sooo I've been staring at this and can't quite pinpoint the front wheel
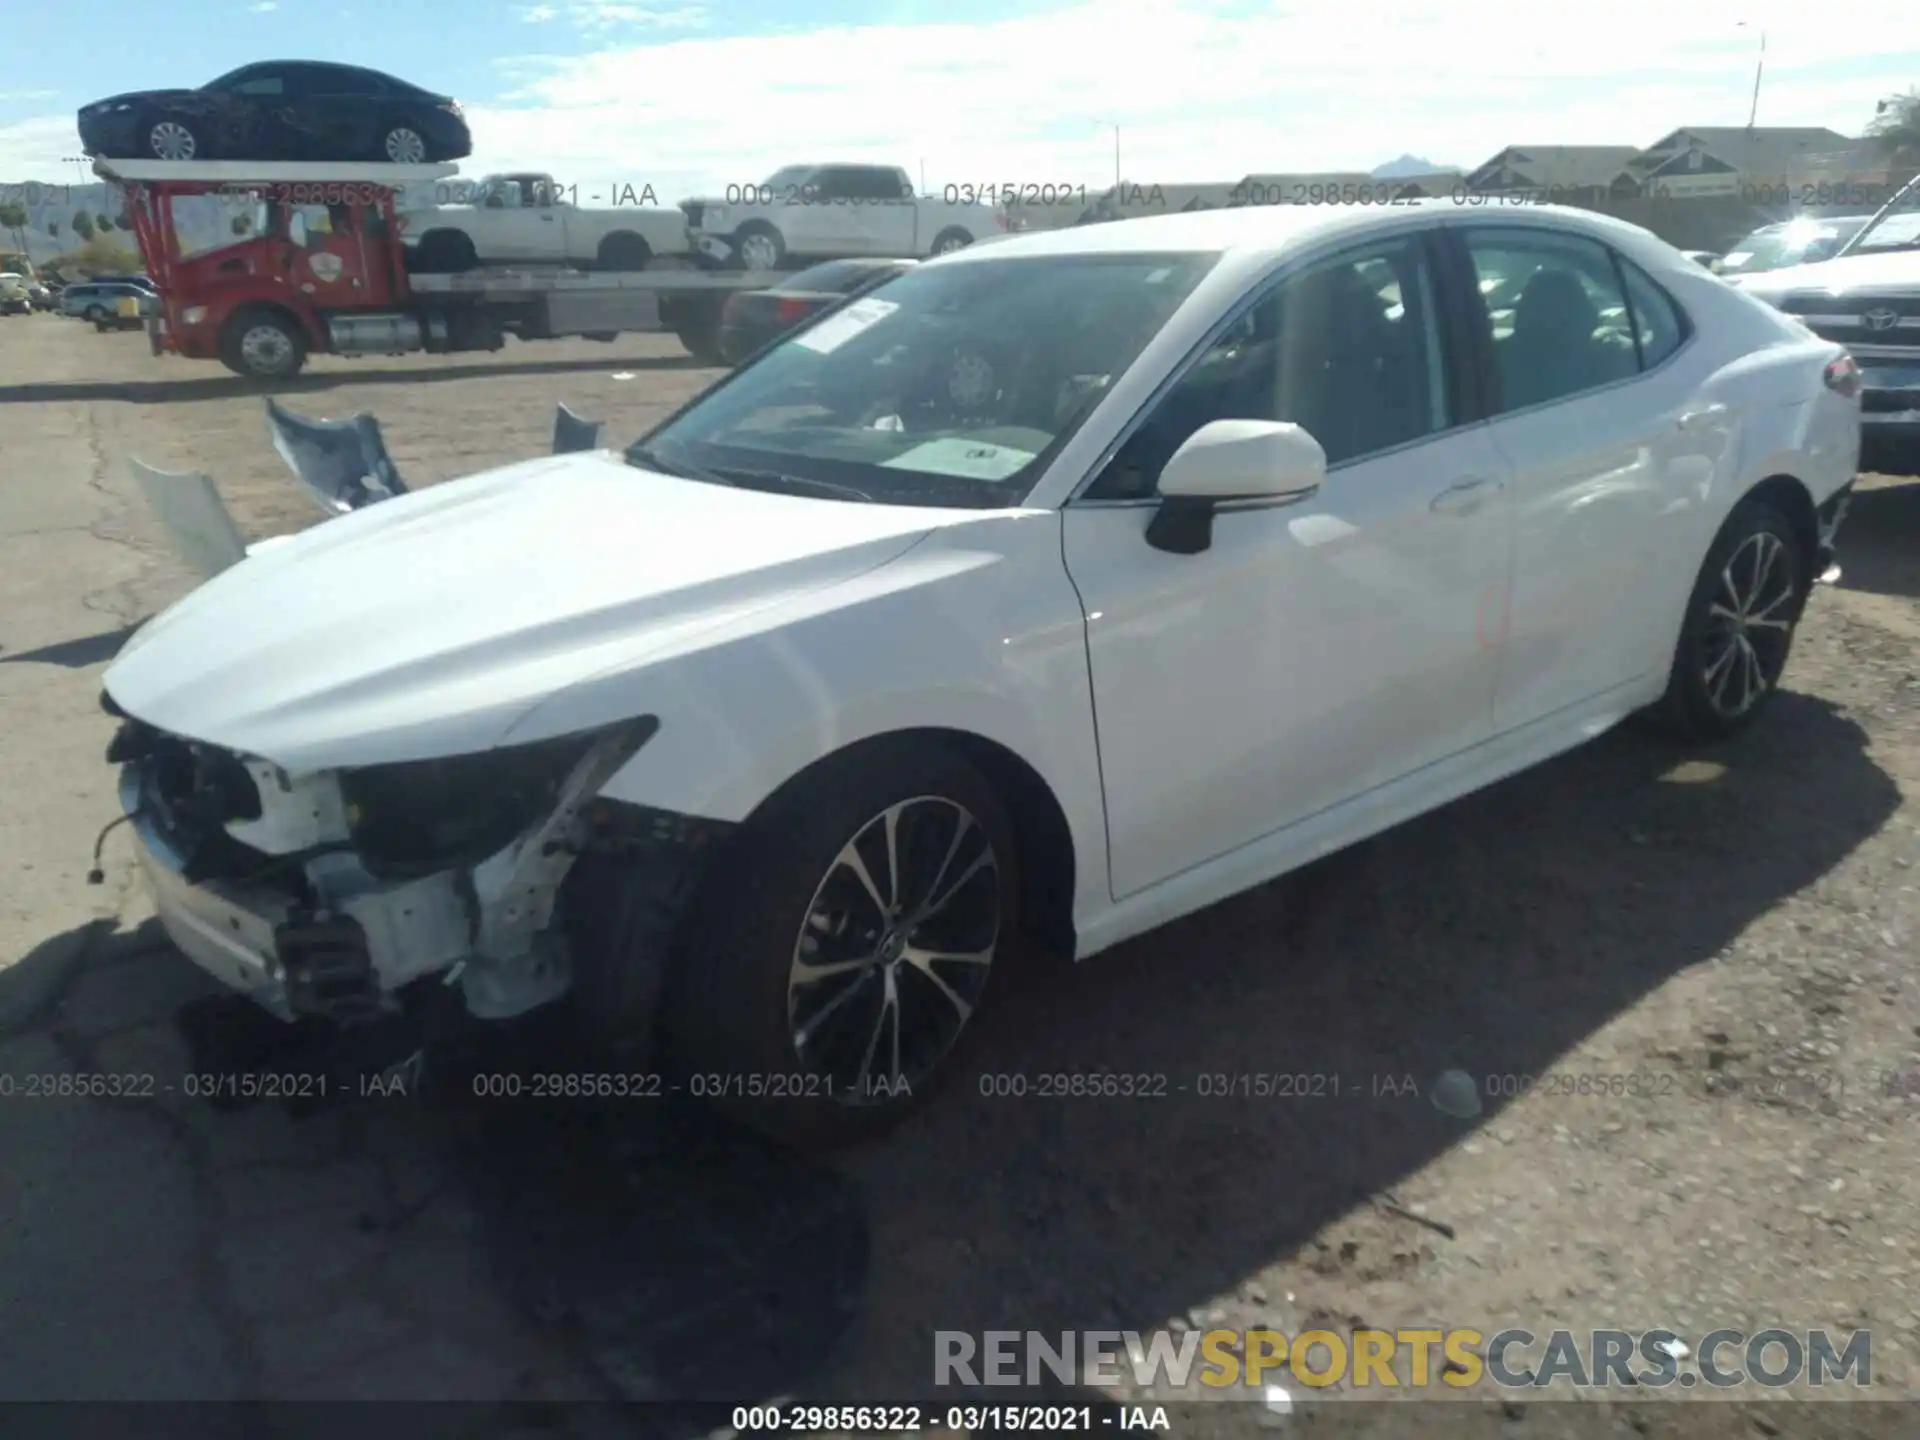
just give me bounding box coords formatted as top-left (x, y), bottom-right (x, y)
top-left (929, 227), bottom-right (974, 256)
top-left (378, 123), bottom-right (428, 164)
top-left (145, 116), bottom-right (199, 161)
top-left (662, 740), bottom-right (1017, 1148)
top-left (1652, 496), bottom-right (1808, 740)
top-left (733, 222), bottom-right (786, 272)
top-left (218, 307), bottom-right (308, 380)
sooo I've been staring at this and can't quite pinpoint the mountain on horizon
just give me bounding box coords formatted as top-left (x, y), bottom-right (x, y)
top-left (1371, 154), bottom-right (1451, 178)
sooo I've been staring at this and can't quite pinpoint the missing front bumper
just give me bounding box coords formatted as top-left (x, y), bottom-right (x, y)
top-left (118, 720), bottom-right (658, 1026)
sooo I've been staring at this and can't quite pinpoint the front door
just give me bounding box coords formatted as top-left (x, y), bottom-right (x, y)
top-left (1062, 231), bottom-right (1514, 898)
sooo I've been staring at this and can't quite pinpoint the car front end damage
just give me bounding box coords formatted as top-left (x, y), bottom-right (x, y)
top-left (106, 701), bottom-right (671, 1028)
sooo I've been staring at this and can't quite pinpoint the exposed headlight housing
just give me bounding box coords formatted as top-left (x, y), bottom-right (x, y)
top-left (339, 719), bottom-right (656, 880)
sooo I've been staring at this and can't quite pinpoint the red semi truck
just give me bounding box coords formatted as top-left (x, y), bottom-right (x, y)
top-left (101, 158), bottom-right (770, 378)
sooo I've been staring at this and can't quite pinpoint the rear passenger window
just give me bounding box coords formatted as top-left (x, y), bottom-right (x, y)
top-left (1463, 229), bottom-right (1640, 413)
top-left (1617, 258), bottom-right (1688, 369)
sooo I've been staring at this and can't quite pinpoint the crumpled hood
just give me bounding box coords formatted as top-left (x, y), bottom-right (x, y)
top-left (1734, 250), bottom-right (1920, 301)
top-left (104, 453), bottom-right (949, 771)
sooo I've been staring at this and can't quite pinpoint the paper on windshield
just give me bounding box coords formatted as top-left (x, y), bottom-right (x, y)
top-left (793, 297), bottom-right (899, 353)
top-left (1722, 252), bottom-right (1751, 266)
top-left (879, 438), bottom-right (1037, 481)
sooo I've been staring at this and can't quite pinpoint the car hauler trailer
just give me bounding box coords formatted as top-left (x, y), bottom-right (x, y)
top-left (99, 158), bottom-right (774, 377)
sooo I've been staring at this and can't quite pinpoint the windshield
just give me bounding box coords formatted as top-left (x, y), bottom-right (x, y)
top-left (1838, 179), bottom-right (1920, 256)
top-left (628, 251), bottom-right (1218, 508)
top-left (1721, 217), bottom-right (1868, 273)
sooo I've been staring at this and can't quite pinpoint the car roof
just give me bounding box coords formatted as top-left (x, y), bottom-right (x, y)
top-left (934, 198), bottom-right (1655, 265)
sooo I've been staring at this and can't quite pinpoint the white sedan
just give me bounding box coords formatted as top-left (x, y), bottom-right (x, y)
top-left (101, 200), bottom-right (1860, 1147)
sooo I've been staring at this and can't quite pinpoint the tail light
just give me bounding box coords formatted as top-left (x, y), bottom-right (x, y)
top-left (775, 297), bottom-right (811, 323)
top-left (1824, 352), bottom-right (1862, 398)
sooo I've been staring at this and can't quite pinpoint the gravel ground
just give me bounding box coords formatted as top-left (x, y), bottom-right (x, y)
top-left (1, 314), bottom-right (1917, 1438)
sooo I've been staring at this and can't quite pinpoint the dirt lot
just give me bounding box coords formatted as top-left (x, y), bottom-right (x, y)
top-left (2, 313), bottom-right (1919, 1437)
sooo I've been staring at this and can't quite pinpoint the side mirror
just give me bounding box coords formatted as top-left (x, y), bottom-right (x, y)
top-left (1146, 419), bottom-right (1326, 555)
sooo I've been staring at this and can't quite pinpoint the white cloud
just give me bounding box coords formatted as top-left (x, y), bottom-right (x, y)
top-left (249, 1), bottom-right (278, 10)
top-left (518, 1), bottom-right (706, 27)
top-left (3, 0), bottom-right (1917, 194)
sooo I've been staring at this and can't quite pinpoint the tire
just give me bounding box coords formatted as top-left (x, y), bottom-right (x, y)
top-left (376, 122), bottom-right (428, 165)
top-left (675, 325), bottom-right (725, 365)
top-left (414, 230), bottom-right (477, 274)
top-left (217, 306), bottom-right (307, 380)
top-left (661, 738), bottom-right (1018, 1149)
top-left (596, 232), bottom-right (652, 271)
top-left (144, 115), bottom-right (199, 161)
top-left (929, 227), bottom-right (974, 256)
top-left (1651, 496), bottom-right (1809, 741)
top-left (84, 305), bottom-right (107, 323)
top-left (733, 221), bottom-right (785, 272)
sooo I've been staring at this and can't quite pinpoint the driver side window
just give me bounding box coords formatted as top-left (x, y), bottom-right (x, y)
top-left (1084, 235), bottom-right (1448, 499)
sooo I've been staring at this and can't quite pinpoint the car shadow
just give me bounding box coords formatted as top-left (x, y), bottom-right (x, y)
top-left (0, 693), bottom-right (1893, 1412)
top-left (0, 353), bottom-right (711, 407)
top-left (824, 691), bottom-right (1898, 1399)
top-left (0, 623), bottom-right (142, 668)
top-left (1835, 479), bottom-right (1920, 601)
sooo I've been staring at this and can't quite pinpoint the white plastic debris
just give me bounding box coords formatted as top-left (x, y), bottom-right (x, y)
top-left (1655, 1338), bottom-right (1690, 1361)
top-left (1431, 1068), bottom-right (1484, 1119)
top-left (611, 372), bottom-right (637, 380)
top-left (1264, 1383), bottom-right (1293, 1416)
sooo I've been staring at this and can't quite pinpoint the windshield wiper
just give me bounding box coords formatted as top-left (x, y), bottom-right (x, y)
top-left (702, 466), bottom-right (877, 502)
top-left (627, 442), bottom-right (731, 485)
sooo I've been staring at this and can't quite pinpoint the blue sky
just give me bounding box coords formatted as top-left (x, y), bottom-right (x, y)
top-left (3, 0), bottom-right (1918, 195)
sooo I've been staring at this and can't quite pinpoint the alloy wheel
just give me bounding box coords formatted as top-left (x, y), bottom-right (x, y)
top-left (786, 796), bottom-right (1000, 1104)
top-left (1701, 530), bottom-right (1796, 720)
top-left (149, 122), bottom-right (196, 161)
top-left (384, 128), bottom-right (427, 164)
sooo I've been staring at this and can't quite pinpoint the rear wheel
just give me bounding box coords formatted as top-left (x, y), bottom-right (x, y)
top-left (596, 232), bottom-right (652, 271)
top-left (414, 230), bottom-right (477, 274)
top-left (733, 222), bottom-right (785, 272)
top-left (929, 227), bottom-right (974, 256)
top-left (1652, 496), bottom-right (1808, 740)
top-left (661, 739), bottom-right (1017, 1148)
top-left (218, 307), bottom-right (307, 380)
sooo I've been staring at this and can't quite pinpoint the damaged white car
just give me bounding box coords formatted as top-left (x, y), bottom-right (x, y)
top-left (103, 202), bottom-right (1857, 1147)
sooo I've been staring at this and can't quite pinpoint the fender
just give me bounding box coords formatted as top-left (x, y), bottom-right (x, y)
top-left (504, 519), bottom-right (1114, 934)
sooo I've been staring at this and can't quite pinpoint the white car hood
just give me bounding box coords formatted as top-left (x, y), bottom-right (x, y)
top-left (104, 453), bottom-right (949, 772)
top-left (1734, 249), bottom-right (1920, 300)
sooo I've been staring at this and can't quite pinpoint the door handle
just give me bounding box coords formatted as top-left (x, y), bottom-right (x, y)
top-left (1677, 403), bottom-right (1728, 431)
top-left (1430, 476), bottom-right (1505, 516)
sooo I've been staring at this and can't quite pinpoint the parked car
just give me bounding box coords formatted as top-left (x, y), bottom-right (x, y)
top-left (1717, 215), bottom-right (1870, 278)
top-left (0, 274), bottom-right (30, 314)
top-left (682, 164), bottom-right (1001, 270)
top-left (78, 61), bottom-right (469, 163)
top-left (99, 201), bottom-right (1857, 1149)
top-left (716, 257), bottom-right (917, 363)
top-left (88, 274), bottom-right (156, 292)
top-left (1678, 250), bottom-right (1722, 272)
top-left (60, 281), bottom-right (155, 322)
top-left (1731, 185), bottom-right (1920, 473)
top-left (401, 171), bottom-right (689, 273)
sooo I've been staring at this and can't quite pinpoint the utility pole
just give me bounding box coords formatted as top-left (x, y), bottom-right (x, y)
top-left (1738, 23), bottom-right (1766, 131)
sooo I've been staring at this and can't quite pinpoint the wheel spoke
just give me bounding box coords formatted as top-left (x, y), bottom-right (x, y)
top-left (793, 968), bottom-right (872, 1049)
top-left (854, 970), bottom-right (900, 1091)
top-left (834, 839), bottom-right (890, 924)
top-left (900, 947), bottom-right (977, 1022)
top-left (1707, 602), bottom-right (1743, 627)
top-left (1748, 535), bottom-right (1781, 609)
top-left (880, 804), bottom-right (903, 912)
top-left (1737, 634), bottom-right (1765, 712)
top-left (791, 955), bottom-right (876, 987)
top-left (913, 809), bottom-right (974, 916)
top-left (921, 849), bottom-right (991, 922)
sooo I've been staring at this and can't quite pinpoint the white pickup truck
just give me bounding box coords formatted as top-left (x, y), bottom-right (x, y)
top-left (680, 163), bottom-right (1002, 271)
top-left (400, 172), bottom-right (694, 273)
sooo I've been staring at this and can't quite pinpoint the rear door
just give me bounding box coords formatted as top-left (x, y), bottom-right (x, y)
top-left (1447, 223), bottom-right (1728, 734)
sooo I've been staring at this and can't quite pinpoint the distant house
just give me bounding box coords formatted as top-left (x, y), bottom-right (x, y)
top-left (1462, 146), bottom-right (1642, 202)
top-left (1618, 127), bottom-right (1877, 197)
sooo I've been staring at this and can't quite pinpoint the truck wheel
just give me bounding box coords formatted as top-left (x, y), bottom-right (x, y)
top-left (218, 307), bottom-right (307, 380)
top-left (734, 222), bottom-right (785, 272)
top-left (415, 230), bottom-right (477, 274)
top-left (377, 123), bottom-right (428, 164)
top-left (930, 227), bottom-right (974, 255)
top-left (675, 323), bottom-right (726, 366)
top-left (596, 232), bottom-right (652, 272)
